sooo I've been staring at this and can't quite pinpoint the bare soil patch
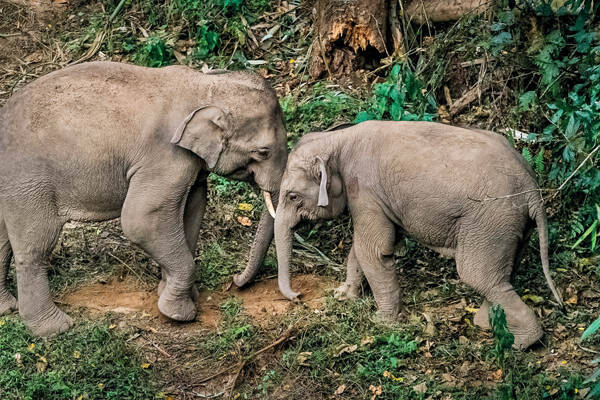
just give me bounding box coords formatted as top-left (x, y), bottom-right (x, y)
top-left (61, 274), bottom-right (336, 329)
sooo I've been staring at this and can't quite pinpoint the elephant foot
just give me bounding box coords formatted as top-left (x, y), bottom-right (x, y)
top-left (473, 300), bottom-right (491, 330)
top-left (372, 309), bottom-right (400, 325)
top-left (158, 287), bottom-right (196, 322)
top-left (333, 282), bottom-right (360, 301)
top-left (24, 305), bottom-right (74, 337)
top-left (0, 292), bottom-right (17, 315)
top-left (511, 325), bottom-right (543, 350)
top-left (158, 279), bottom-right (199, 302)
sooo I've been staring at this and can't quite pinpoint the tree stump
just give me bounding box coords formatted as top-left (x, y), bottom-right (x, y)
top-left (309, 0), bottom-right (393, 79)
top-left (309, 0), bottom-right (493, 79)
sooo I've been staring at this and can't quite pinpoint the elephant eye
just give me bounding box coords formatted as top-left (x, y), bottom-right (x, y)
top-left (288, 192), bottom-right (299, 201)
top-left (253, 147), bottom-right (271, 160)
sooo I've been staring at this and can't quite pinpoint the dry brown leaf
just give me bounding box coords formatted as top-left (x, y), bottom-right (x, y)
top-left (489, 369), bottom-right (503, 382)
top-left (36, 361), bottom-right (47, 373)
top-left (369, 385), bottom-right (382, 400)
top-left (334, 384), bottom-right (346, 395)
top-left (361, 336), bottom-right (374, 346)
top-left (237, 216), bottom-right (252, 226)
top-left (565, 295), bottom-right (578, 305)
top-left (335, 344), bottom-right (358, 357)
top-left (413, 382), bottom-right (427, 394)
top-left (297, 351), bottom-right (312, 366)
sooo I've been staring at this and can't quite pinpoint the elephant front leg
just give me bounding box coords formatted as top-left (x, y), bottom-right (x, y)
top-left (334, 243), bottom-right (364, 300)
top-left (158, 180), bottom-right (207, 302)
top-left (122, 172), bottom-right (198, 322)
top-left (353, 212), bottom-right (400, 321)
top-left (473, 299), bottom-right (491, 330)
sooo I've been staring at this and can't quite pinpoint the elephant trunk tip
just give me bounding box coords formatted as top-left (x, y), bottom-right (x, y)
top-left (280, 287), bottom-right (301, 301)
top-left (232, 274), bottom-right (247, 288)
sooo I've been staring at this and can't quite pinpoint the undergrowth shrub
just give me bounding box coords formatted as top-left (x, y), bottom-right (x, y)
top-left (0, 317), bottom-right (155, 400)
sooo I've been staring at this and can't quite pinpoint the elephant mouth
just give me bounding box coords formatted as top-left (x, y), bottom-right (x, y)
top-left (225, 167), bottom-right (250, 181)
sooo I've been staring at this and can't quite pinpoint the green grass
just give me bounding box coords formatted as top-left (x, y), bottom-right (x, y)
top-left (198, 297), bottom-right (257, 359)
top-left (0, 316), bottom-right (155, 400)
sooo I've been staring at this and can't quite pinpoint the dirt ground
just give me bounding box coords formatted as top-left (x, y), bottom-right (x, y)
top-left (60, 274), bottom-right (334, 329)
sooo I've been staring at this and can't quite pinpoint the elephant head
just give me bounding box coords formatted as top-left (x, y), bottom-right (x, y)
top-left (170, 72), bottom-right (287, 215)
top-left (274, 134), bottom-right (347, 299)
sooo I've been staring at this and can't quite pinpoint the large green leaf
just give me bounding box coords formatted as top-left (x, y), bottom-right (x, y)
top-left (582, 316), bottom-right (600, 341)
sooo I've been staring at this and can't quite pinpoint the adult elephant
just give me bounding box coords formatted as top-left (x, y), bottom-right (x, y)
top-left (0, 61), bottom-right (287, 336)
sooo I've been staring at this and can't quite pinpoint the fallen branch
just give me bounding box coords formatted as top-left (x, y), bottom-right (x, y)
top-left (150, 340), bottom-right (172, 359)
top-left (196, 328), bottom-right (294, 390)
top-left (107, 252), bottom-right (144, 283)
top-left (449, 80), bottom-right (491, 117)
top-left (227, 328), bottom-right (295, 399)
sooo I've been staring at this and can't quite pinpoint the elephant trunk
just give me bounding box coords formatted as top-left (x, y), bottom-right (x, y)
top-left (233, 191), bottom-right (278, 287)
top-left (274, 205), bottom-right (301, 300)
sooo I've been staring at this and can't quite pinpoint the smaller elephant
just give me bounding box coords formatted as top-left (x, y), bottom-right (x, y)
top-left (274, 121), bottom-right (563, 350)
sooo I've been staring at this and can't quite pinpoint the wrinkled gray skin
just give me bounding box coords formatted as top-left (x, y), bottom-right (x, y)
top-left (274, 121), bottom-right (563, 350)
top-left (232, 123), bottom-right (356, 287)
top-left (0, 61), bottom-right (287, 337)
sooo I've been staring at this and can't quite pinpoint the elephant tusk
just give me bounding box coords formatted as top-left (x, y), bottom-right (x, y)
top-left (263, 191), bottom-right (277, 219)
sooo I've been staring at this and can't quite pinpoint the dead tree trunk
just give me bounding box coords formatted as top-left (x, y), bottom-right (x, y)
top-left (309, 0), bottom-right (492, 79)
top-left (309, 0), bottom-right (393, 79)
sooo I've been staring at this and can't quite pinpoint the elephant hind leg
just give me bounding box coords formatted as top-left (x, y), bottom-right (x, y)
top-left (456, 231), bottom-right (542, 350)
top-left (473, 225), bottom-right (534, 332)
top-left (4, 205), bottom-right (72, 337)
top-left (0, 214), bottom-right (17, 315)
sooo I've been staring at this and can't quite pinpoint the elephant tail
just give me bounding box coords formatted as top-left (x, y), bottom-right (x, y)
top-left (531, 198), bottom-right (564, 308)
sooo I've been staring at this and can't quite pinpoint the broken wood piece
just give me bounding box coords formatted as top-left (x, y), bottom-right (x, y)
top-left (404, 0), bottom-right (493, 24)
top-left (449, 81), bottom-right (491, 117)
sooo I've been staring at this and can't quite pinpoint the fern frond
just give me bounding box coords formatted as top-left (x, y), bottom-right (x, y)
top-left (535, 147), bottom-right (545, 174)
top-left (522, 147), bottom-right (533, 165)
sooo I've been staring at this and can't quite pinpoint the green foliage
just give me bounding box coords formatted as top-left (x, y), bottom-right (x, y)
top-left (201, 298), bottom-right (255, 356)
top-left (482, 0), bottom-right (600, 256)
top-left (571, 205), bottom-right (599, 251)
top-left (256, 369), bottom-right (280, 396)
top-left (0, 317), bottom-right (155, 399)
top-left (582, 316), bottom-right (600, 398)
top-left (280, 83), bottom-right (365, 143)
top-left (489, 10), bottom-right (516, 55)
top-left (489, 305), bottom-right (514, 369)
top-left (130, 34), bottom-right (174, 67)
top-left (355, 63), bottom-right (437, 123)
top-left (197, 241), bottom-right (240, 290)
top-left (208, 173), bottom-right (252, 199)
top-left (194, 25), bottom-right (219, 59)
top-left (356, 333), bottom-right (418, 379)
top-left (522, 147), bottom-right (533, 165)
top-left (168, 0), bottom-right (271, 64)
top-left (534, 147), bottom-right (545, 174)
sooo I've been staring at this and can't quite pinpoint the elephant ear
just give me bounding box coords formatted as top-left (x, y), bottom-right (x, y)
top-left (312, 156), bottom-right (329, 207)
top-left (170, 106), bottom-right (229, 169)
